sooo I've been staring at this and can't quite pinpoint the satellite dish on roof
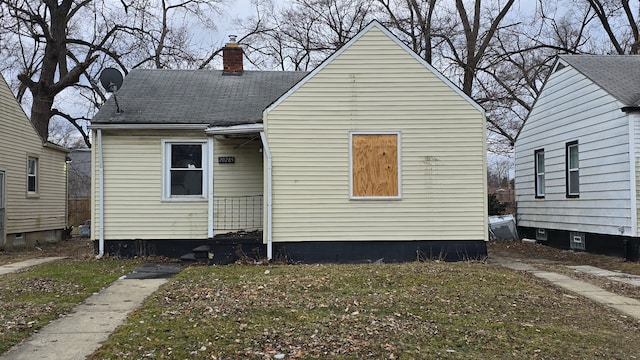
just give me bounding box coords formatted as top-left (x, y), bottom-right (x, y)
top-left (99, 68), bottom-right (123, 113)
top-left (99, 68), bottom-right (123, 92)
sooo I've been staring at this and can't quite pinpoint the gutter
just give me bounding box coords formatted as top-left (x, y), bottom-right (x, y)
top-left (89, 123), bottom-right (209, 130)
top-left (206, 123), bottom-right (264, 135)
top-left (207, 137), bottom-right (215, 239)
top-left (96, 129), bottom-right (105, 258)
top-left (43, 142), bottom-right (71, 153)
top-left (623, 107), bottom-right (639, 238)
top-left (628, 111), bottom-right (638, 238)
top-left (259, 131), bottom-right (273, 260)
top-left (622, 106), bottom-right (640, 114)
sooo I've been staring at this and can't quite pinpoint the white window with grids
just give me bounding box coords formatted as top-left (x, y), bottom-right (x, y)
top-left (27, 156), bottom-right (38, 195)
top-left (566, 141), bottom-right (579, 197)
top-left (534, 149), bottom-right (545, 198)
top-left (162, 141), bottom-right (208, 200)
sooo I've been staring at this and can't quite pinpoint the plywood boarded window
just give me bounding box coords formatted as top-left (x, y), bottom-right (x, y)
top-left (350, 132), bottom-right (400, 198)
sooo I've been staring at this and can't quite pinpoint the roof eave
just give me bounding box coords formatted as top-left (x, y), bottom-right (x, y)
top-left (205, 123), bottom-right (264, 135)
top-left (89, 123), bottom-right (210, 130)
top-left (43, 142), bottom-right (70, 153)
top-left (622, 106), bottom-right (640, 113)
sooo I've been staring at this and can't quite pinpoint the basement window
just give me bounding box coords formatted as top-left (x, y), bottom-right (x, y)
top-left (350, 132), bottom-right (401, 199)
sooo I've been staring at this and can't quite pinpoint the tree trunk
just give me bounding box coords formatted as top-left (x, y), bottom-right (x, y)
top-left (30, 90), bottom-right (55, 142)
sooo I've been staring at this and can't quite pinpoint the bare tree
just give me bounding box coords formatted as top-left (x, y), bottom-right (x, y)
top-left (377, 0), bottom-right (442, 64)
top-left (378, 0), bottom-right (518, 152)
top-left (241, 0), bottom-right (377, 71)
top-left (587, 0), bottom-right (639, 54)
top-left (477, 0), bottom-right (612, 152)
top-left (0, 0), bottom-right (104, 145)
top-left (48, 119), bottom-right (86, 150)
top-left (0, 0), bottom-right (238, 148)
top-left (488, 155), bottom-right (512, 188)
top-left (443, 0), bottom-right (516, 96)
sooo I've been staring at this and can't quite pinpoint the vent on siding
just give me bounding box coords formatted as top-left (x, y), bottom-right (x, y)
top-left (536, 228), bottom-right (547, 241)
top-left (570, 232), bottom-right (585, 251)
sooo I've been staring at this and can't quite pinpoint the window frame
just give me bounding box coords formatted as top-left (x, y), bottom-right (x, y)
top-left (566, 140), bottom-right (579, 198)
top-left (162, 140), bottom-right (208, 201)
top-left (534, 149), bottom-right (545, 198)
top-left (26, 156), bottom-right (38, 196)
top-left (349, 131), bottom-right (402, 200)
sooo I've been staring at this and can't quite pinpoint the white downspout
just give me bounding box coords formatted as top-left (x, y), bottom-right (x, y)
top-left (628, 113), bottom-right (638, 237)
top-left (259, 131), bottom-right (273, 260)
top-left (207, 137), bottom-right (215, 238)
top-left (97, 129), bottom-right (105, 258)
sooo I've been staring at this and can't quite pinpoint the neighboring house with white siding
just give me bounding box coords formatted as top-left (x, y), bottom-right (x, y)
top-left (515, 55), bottom-right (640, 261)
top-left (0, 73), bottom-right (69, 250)
top-left (90, 21), bottom-right (487, 263)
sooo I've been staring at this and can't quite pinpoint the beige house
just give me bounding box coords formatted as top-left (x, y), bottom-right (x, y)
top-left (91, 21), bottom-right (487, 263)
top-left (0, 74), bottom-right (69, 249)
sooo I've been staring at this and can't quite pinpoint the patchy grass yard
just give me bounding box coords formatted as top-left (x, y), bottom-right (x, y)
top-left (489, 241), bottom-right (640, 301)
top-left (0, 258), bottom-right (141, 353)
top-left (0, 238), bottom-right (95, 266)
top-left (90, 262), bottom-right (640, 359)
top-left (488, 240), bottom-right (640, 275)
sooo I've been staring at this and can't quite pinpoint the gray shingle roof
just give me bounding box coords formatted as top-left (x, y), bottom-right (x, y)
top-left (91, 69), bottom-right (309, 126)
top-left (560, 55), bottom-right (640, 106)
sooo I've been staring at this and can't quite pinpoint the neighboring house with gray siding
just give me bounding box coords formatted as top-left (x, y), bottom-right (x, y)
top-left (0, 73), bottom-right (68, 249)
top-left (90, 21), bottom-right (487, 263)
top-left (515, 55), bottom-right (640, 261)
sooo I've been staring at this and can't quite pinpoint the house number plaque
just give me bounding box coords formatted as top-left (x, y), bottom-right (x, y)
top-left (218, 156), bottom-right (235, 164)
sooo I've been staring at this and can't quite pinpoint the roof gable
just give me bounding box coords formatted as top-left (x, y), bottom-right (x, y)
top-left (0, 73), bottom-right (46, 146)
top-left (267, 20), bottom-right (483, 113)
top-left (558, 55), bottom-right (640, 106)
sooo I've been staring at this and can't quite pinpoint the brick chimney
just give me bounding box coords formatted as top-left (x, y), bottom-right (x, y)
top-left (223, 35), bottom-right (243, 75)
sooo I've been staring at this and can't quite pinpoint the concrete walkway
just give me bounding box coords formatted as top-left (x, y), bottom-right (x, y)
top-left (491, 256), bottom-right (640, 320)
top-left (0, 257), bottom-right (67, 275)
top-left (0, 259), bottom-right (181, 360)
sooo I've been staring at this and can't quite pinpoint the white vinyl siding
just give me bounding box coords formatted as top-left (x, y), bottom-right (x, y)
top-left (515, 63), bottom-right (632, 236)
top-left (633, 113), bottom-right (640, 235)
top-left (91, 131), bottom-right (263, 240)
top-left (93, 132), bottom-right (206, 240)
top-left (264, 26), bottom-right (487, 243)
top-left (0, 74), bottom-right (66, 237)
